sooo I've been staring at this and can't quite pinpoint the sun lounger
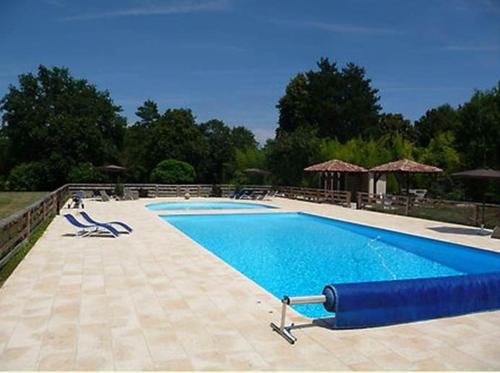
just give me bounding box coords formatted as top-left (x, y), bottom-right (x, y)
top-left (63, 214), bottom-right (120, 237)
top-left (99, 190), bottom-right (110, 202)
top-left (263, 190), bottom-right (278, 201)
top-left (79, 211), bottom-right (133, 233)
top-left (492, 226), bottom-right (500, 239)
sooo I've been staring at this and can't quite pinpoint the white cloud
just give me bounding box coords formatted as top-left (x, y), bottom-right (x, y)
top-left (267, 18), bottom-right (400, 36)
top-left (63, 0), bottom-right (231, 21)
top-left (443, 45), bottom-right (500, 52)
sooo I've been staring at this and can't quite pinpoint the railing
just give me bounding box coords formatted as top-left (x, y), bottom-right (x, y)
top-left (68, 183), bottom-right (272, 197)
top-left (278, 186), bottom-right (351, 207)
top-left (0, 185), bottom-right (70, 268)
top-left (357, 192), bottom-right (500, 228)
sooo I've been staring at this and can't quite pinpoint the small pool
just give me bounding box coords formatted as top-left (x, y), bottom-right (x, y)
top-left (161, 212), bottom-right (500, 318)
top-left (146, 201), bottom-right (275, 211)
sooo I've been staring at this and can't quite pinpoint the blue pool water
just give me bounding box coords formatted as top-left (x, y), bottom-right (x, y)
top-left (161, 212), bottom-right (500, 318)
top-left (146, 201), bottom-right (275, 211)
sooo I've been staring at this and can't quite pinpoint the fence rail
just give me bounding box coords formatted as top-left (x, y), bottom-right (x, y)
top-left (357, 192), bottom-right (500, 228)
top-left (0, 185), bottom-right (70, 268)
top-left (278, 186), bottom-right (351, 207)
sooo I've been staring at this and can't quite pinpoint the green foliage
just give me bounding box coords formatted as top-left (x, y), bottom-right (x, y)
top-left (266, 126), bottom-right (321, 186)
top-left (7, 162), bottom-right (47, 191)
top-left (150, 159), bottom-right (196, 184)
top-left (0, 65), bottom-right (126, 189)
top-left (67, 162), bottom-right (103, 183)
top-left (414, 105), bottom-right (459, 146)
top-left (455, 83), bottom-right (500, 169)
top-left (114, 183), bottom-right (124, 197)
top-left (277, 58), bottom-right (381, 141)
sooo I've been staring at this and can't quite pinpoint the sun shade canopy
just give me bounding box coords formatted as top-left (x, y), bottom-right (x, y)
top-left (304, 159), bottom-right (367, 173)
top-left (242, 168), bottom-right (272, 176)
top-left (369, 159), bottom-right (443, 173)
top-left (452, 168), bottom-right (500, 180)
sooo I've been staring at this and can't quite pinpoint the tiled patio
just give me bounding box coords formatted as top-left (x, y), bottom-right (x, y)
top-left (0, 197), bottom-right (499, 370)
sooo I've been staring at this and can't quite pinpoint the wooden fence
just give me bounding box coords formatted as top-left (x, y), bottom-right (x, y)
top-left (278, 186), bottom-right (351, 207)
top-left (0, 185), bottom-right (70, 268)
top-left (357, 192), bottom-right (500, 228)
top-left (68, 183), bottom-right (272, 197)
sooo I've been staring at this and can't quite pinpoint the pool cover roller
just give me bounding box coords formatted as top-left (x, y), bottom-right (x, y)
top-left (322, 272), bottom-right (500, 328)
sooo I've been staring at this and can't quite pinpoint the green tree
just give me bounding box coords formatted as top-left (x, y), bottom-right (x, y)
top-left (0, 65), bottom-right (126, 189)
top-left (266, 126), bottom-right (320, 186)
top-left (231, 126), bottom-right (258, 150)
top-left (200, 119), bottom-right (233, 183)
top-left (414, 104), bottom-right (459, 146)
top-left (277, 58), bottom-right (381, 141)
top-left (371, 113), bottom-right (416, 141)
top-left (456, 83), bottom-right (500, 169)
top-left (7, 162), bottom-right (48, 191)
top-left (145, 109), bottom-right (208, 173)
top-left (67, 162), bottom-right (103, 183)
top-left (150, 159), bottom-right (196, 183)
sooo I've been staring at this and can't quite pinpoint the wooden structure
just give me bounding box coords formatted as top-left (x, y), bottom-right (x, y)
top-left (278, 186), bottom-right (351, 207)
top-left (0, 185), bottom-right (70, 268)
top-left (304, 159), bottom-right (367, 190)
top-left (369, 159), bottom-right (443, 194)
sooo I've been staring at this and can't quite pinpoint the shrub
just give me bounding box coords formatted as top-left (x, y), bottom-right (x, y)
top-left (150, 159), bottom-right (196, 184)
top-left (7, 162), bottom-right (47, 191)
top-left (67, 162), bottom-right (103, 183)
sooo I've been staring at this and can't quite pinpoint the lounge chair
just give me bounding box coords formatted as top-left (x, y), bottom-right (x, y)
top-left (79, 211), bottom-right (133, 233)
top-left (99, 190), bottom-right (110, 202)
top-left (492, 226), bottom-right (500, 239)
top-left (263, 190), bottom-right (278, 201)
top-left (63, 214), bottom-right (120, 237)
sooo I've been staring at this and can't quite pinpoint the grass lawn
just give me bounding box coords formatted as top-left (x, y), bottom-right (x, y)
top-left (0, 192), bottom-right (48, 219)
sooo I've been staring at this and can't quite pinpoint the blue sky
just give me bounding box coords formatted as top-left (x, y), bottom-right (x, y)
top-left (1, 0), bottom-right (499, 143)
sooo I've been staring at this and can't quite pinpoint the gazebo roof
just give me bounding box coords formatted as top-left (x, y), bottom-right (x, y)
top-left (370, 159), bottom-right (443, 173)
top-left (304, 159), bottom-right (367, 173)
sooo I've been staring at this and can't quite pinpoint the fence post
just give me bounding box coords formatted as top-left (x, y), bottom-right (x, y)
top-left (26, 210), bottom-right (31, 239)
top-left (357, 193), bottom-right (362, 209)
top-left (405, 196), bottom-right (410, 216)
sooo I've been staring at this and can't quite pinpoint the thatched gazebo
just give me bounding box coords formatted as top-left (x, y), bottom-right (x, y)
top-left (369, 159), bottom-right (443, 194)
top-left (304, 159), bottom-right (367, 190)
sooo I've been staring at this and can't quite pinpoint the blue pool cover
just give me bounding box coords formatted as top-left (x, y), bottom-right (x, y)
top-left (323, 272), bottom-right (500, 328)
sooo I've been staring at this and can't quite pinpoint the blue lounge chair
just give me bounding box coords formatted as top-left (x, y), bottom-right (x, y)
top-left (79, 212), bottom-right (133, 233)
top-left (63, 214), bottom-right (120, 237)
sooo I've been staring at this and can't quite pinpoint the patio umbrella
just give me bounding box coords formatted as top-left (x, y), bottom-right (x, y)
top-left (452, 168), bottom-right (500, 229)
top-left (242, 168), bottom-right (272, 176)
top-left (97, 164), bottom-right (127, 183)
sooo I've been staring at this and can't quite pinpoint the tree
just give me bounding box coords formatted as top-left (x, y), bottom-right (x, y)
top-left (7, 162), bottom-right (48, 191)
top-left (68, 162), bottom-right (104, 183)
top-left (231, 126), bottom-right (258, 150)
top-left (200, 119), bottom-right (233, 183)
top-left (145, 108), bottom-right (208, 173)
top-left (150, 159), bottom-right (196, 183)
top-left (371, 113), bottom-right (416, 141)
top-left (414, 104), bottom-right (459, 146)
top-left (455, 83), bottom-right (500, 169)
top-left (135, 99), bottom-right (160, 127)
top-left (266, 126), bottom-right (320, 186)
top-left (0, 65), bottom-right (126, 189)
top-left (276, 58), bottom-right (381, 141)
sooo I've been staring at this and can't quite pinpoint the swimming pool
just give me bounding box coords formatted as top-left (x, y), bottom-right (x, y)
top-left (162, 212), bottom-right (500, 318)
top-left (146, 201), bottom-right (275, 211)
